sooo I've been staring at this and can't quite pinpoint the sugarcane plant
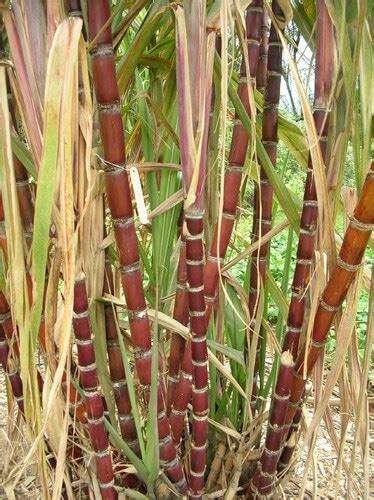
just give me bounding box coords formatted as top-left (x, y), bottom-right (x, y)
top-left (0, 0), bottom-right (373, 499)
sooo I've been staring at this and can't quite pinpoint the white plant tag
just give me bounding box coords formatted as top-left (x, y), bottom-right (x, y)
top-left (129, 166), bottom-right (148, 225)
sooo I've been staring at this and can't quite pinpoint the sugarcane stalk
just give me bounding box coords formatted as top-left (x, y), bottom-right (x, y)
top-left (167, 31), bottom-right (221, 438)
top-left (27, 274), bottom-right (87, 420)
top-left (248, 0), bottom-right (285, 413)
top-left (67, 0), bottom-right (82, 16)
top-left (173, 1), bottom-right (217, 494)
top-left (204, 1), bottom-right (263, 317)
top-left (282, 0), bottom-right (335, 359)
top-left (103, 253), bottom-right (139, 455)
top-left (168, 0), bottom-right (263, 458)
top-left (184, 214), bottom-right (208, 497)
top-left (73, 278), bottom-right (117, 499)
top-left (168, 229), bottom-right (199, 446)
top-left (169, 338), bottom-right (193, 444)
top-left (273, 3), bottom-right (336, 470)
top-left (279, 160), bottom-right (374, 470)
top-left (256, 10), bottom-right (270, 94)
top-left (247, 351), bottom-right (294, 496)
top-left (87, 2), bottom-right (187, 493)
top-left (277, 402), bottom-right (302, 472)
top-left (68, 0), bottom-right (140, 461)
top-left (166, 235), bottom-right (189, 415)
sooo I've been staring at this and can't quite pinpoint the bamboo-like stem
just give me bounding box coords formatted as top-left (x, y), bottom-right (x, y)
top-left (247, 351), bottom-right (294, 496)
top-left (67, 0), bottom-right (82, 16)
top-left (169, 338), bottom-right (192, 444)
top-left (69, 0), bottom-right (140, 464)
top-left (166, 236), bottom-right (189, 415)
top-left (185, 209), bottom-right (208, 497)
top-left (248, 0), bottom-right (285, 413)
top-left (87, 2), bottom-right (187, 493)
top-left (277, 402), bottom-right (302, 472)
top-left (73, 278), bottom-right (117, 499)
top-left (168, 31), bottom-right (220, 438)
top-left (256, 10), bottom-right (270, 94)
top-left (174, 1), bottom-right (216, 493)
top-left (282, 0), bottom-right (335, 359)
top-left (279, 160), bottom-right (374, 470)
top-left (273, 3), bottom-right (336, 470)
top-left (204, 1), bottom-right (263, 317)
top-left (169, 0), bottom-right (263, 460)
top-left (103, 253), bottom-right (139, 455)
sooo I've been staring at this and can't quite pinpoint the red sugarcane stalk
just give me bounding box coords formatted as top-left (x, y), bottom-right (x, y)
top-left (87, 2), bottom-right (187, 493)
top-left (73, 278), bottom-right (117, 499)
top-left (169, 0), bottom-right (264, 452)
top-left (172, 2), bottom-right (218, 494)
top-left (103, 253), bottom-right (139, 456)
top-left (68, 0), bottom-right (140, 461)
top-left (169, 340), bottom-right (193, 444)
top-left (204, 1), bottom-right (263, 316)
top-left (277, 401), bottom-right (302, 472)
top-left (67, 0), bottom-right (82, 16)
top-left (248, 0), bottom-right (285, 413)
top-left (23, 268), bottom-right (87, 421)
top-left (168, 34), bottom-right (221, 439)
top-left (184, 211), bottom-right (209, 498)
top-left (166, 235), bottom-right (189, 415)
top-left (273, 3), bottom-right (336, 470)
top-left (256, 10), bottom-right (270, 94)
top-left (279, 160), bottom-right (374, 470)
top-left (173, 1), bottom-right (216, 494)
top-left (282, 0), bottom-right (335, 359)
top-left (247, 351), bottom-right (294, 497)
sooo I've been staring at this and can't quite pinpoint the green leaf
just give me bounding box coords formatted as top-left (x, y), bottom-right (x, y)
top-left (11, 135), bottom-right (37, 179)
top-left (117, 0), bottom-right (169, 95)
top-left (30, 19), bottom-right (82, 347)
